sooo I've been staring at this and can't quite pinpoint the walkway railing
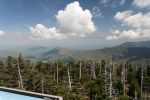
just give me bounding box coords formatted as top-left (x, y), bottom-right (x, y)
top-left (0, 86), bottom-right (63, 100)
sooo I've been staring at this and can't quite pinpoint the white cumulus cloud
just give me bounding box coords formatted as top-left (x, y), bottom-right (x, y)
top-left (114, 10), bottom-right (133, 21)
top-left (30, 1), bottom-right (96, 40)
top-left (133, 0), bottom-right (150, 8)
top-left (107, 11), bottom-right (150, 40)
top-left (122, 12), bottom-right (150, 29)
top-left (56, 1), bottom-right (96, 36)
top-left (106, 29), bottom-right (142, 40)
top-left (29, 24), bottom-right (66, 40)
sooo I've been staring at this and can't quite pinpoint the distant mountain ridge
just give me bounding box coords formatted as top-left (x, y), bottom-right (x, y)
top-left (117, 40), bottom-right (150, 48)
top-left (1, 40), bottom-right (150, 61)
top-left (34, 40), bottom-right (150, 60)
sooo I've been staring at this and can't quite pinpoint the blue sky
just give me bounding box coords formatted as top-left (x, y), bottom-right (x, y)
top-left (0, 0), bottom-right (150, 50)
top-left (0, 91), bottom-right (44, 100)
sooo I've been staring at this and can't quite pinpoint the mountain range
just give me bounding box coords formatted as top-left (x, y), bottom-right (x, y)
top-left (1, 40), bottom-right (150, 61)
top-left (117, 40), bottom-right (150, 48)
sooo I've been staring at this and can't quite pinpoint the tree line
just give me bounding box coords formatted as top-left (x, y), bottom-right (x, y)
top-left (0, 54), bottom-right (150, 100)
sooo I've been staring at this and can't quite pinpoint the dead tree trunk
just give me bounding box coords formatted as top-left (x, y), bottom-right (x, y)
top-left (32, 62), bottom-right (36, 72)
top-left (4, 61), bottom-right (8, 69)
top-left (79, 62), bottom-right (82, 79)
top-left (17, 59), bottom-right (24, 90)
top-left (121, 62), bottom-right (126, 95)
top-left (109, 61), bottom-right (112, 99)
top-left (68, 65), bottom-right (72, 91)
top-left (91, 61), bottom-right (96, 79)
top-left (135, 90), bottom-right (137, 100)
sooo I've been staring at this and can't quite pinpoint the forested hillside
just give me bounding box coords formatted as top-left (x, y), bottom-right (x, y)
top-left (0, 54), bottom-right (150, 100)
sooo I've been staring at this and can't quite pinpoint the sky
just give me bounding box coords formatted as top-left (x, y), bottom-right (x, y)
top-left (0, 91), bottom-right (44, 100)
top-left (0, 0), bottom-right (150, 50)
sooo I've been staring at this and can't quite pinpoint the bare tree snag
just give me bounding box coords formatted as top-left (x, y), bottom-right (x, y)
top-left (79, 62), bottom-right (82, 80)
top-left (91, 60), bottom-right (96, 79)
top-left (68, 65), bottom-right (72, 91)
top-left (121, 61), bottom-right (126, 95)
top-left (17, 59), bottom-right (24, 90)
top-left (109, 60), bottom-right (113, 99)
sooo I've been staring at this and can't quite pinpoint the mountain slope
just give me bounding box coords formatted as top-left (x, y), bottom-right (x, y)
top-left (40, 47), bottom-right (77, 60)
top-left (24, 40), bottom-right (150, 61)
top-left (32, 47), bottom-right (150, 61)
top-left (123, 47), bottom-right (150, 59)
top-left (1, 40), bottom-right (150, 61)
top-left (117, 40), bottom-right (150, 48)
